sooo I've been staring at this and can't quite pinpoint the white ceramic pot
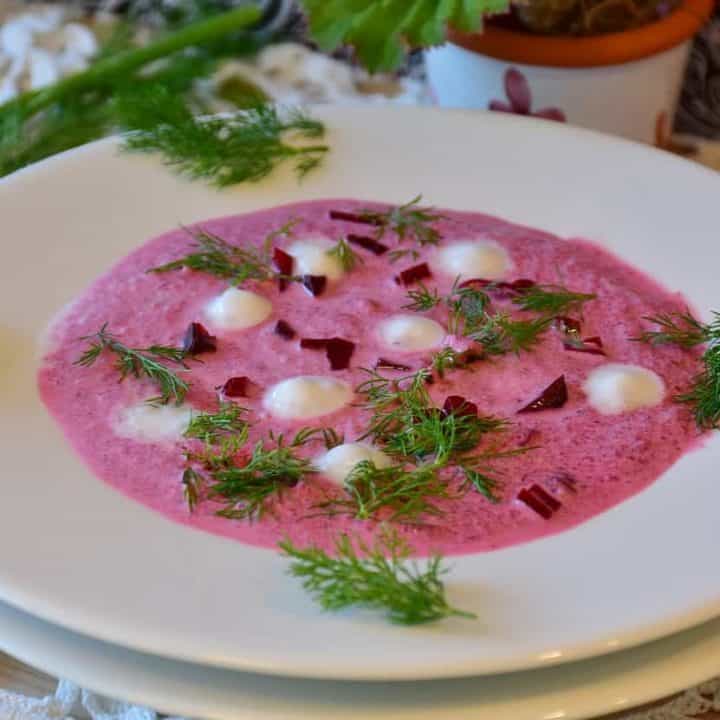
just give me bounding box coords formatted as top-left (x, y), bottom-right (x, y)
top-left (425, 0), bottom-right (713, 146)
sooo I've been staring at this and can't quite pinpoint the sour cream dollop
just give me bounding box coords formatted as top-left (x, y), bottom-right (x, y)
top-left (315, 443), bottom-right (391, 485)
top-left (583, 363), bottom-right (665, 415)
top-left (115, 403), bottom-right (193, 442)
top-left (286, 238), bottom-right (344, 281)
top-left (435, 240), bottom-right (511, 280)
top-left (263, 376), bottom-right (352, 419)
top-left (206, 288), bottom-right (272, 330)
top-left (378, 314), bottom-right (445, 351)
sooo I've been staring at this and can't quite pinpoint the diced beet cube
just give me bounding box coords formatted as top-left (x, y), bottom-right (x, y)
top-left (394, 262), bottom-right (432, 286)
top-left (274, 320), bottom-right (296, 340)
top-left (302, 274), bottom-right (327, 296)
top-left (182, 322), bottom-right (217, 355)
top-left (518, 376), bottom-right (568, 413)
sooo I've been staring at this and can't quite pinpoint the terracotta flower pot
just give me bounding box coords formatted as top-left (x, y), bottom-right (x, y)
top-left (425, 0), bottom-right (713, 144)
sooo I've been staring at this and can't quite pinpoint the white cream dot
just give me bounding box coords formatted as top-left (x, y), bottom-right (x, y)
top-left (206, 287), bottom-right (272, 330)
top-left (114, 403), bottom-right (193, 442)
top-left (286, 238), bottom-right (344, 281)
top-left (435, 240), bottom-right (511, 280)
top-left (263, 376), bottom-right (352, 420)
top-left (378, 314), bottom-right (445, 352)
top-left (315, 443), bottom-right (391, 485)
top-left (583, 363), bottom-right (665, 415)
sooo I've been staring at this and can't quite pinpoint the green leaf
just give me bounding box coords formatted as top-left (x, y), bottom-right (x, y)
top-left (299, 0), bottom-right (509, 72)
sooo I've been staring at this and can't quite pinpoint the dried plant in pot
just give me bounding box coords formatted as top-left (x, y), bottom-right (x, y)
top-left (427, 0), bottom-right (714, 145)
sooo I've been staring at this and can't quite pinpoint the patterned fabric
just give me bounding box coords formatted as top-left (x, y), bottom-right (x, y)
top-left (675, 4), bottom-right (720, 137)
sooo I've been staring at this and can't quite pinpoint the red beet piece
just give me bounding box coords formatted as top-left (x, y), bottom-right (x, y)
top-left (530, 484), bottom-right (562, 512)
top-left (347, 234), bottom-right (389, 255)
top-left (442, 395), bottom-right (479, 418)
top-left (182, 322), bottom-right (217, 355)
top-left (394, 262), bottom-right (432, 286)
top-left (517, 488), bottom-right (553, 519)
top-left (300, 338), bottom-right (329, 350)
top-left (300, 337), bottom-right (355, 370)
top-left (510, 278), bottom-right (537, 292)
top-left (375, 357), bottom-right (411, 371)
top-left (302, 274), bottom-right (327, 296)
top-left (518, 375), bottom-right (568, 413)
top-left (556, 316), bottom-right (582, 335)
top-left (273, 247), bottom-right (294, 292)
top-left (564, 335), bottom-right (606, 356)
top-left (221, 376), bottom-right (250, 397)
top-left (274, 320), bottom-right (296, 340)
top-left (329, 210), bottom-right (383, 226)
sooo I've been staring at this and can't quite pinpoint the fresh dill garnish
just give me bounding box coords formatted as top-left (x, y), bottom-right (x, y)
top-left (150, 226), bottom-right (275, 284)
top-left (317, 460), bottom-right (454, 521)
top-left (182, 467), bottom-right (205, 512)
top-left (677, 344), bottom-right (720, 430)
top-left (457, 446), bottom-right (535, 503)
top-left (208, 429), bottom-right (316, 520)
top-left (74, 323), bottom-right (190, 405)
top-left (321, 427), bottom-right (345, 450)
top-left (459, 466), bottom-right (500, 503)
top-left (279, 529), bottom-right (475, 625)
top-left (512, 284), bottom-right (596, 316)
top-left (446, 282), bottom-right (492, 336)
top-left (121, 97), bottom-right (330, 187)
top-left (357, 369), bottom-right (506, 464)
top-left (469, 313), bottom-right (552, 356)
top-left (634, 310), bottom-right (720, 429)
top-left (265, 218), bottom-right (300, 245)
top-left (328, 237), bottom-right (363, 272)
top-left (0, 6), bottom-right (266, 178)
top-left (429, 347), bottom-right (466, 379)
top-left (184, 402), bottom-right (250, 445)
top-left (361, 196), bottom-right (445, 249)
top-left (387, 248), bottom-right (420, 263)
top-left (633, 310), bottom-right (717, 347)
top-left (403, 283), bottom-right (441, 312)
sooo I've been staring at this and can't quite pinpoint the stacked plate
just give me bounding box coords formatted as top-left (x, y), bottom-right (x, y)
top-left (1, 106), bottom-right (719, 720)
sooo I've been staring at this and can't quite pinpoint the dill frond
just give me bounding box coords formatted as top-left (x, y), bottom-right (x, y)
top-left (328, 237), bottom-right (363, 272)
top-left (149, 226), bottom-right (275, 284)
top-left (74, 324), bottom-right (190, 405)
top-left (634, 310), bottom-right (715, 347)
top-left (513, 284), bottom-right (596, 316)
top-left (279, 529), bottom-right (475, 625)
top-left (185, 402), bottom-right (250, 445)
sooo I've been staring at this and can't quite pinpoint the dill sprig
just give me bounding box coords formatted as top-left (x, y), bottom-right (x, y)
top-left (150, 226), bottom-right (275, 284)
top-left (328, 238), bottom-right (363, 272)
top-left (121, 96), bottom-right (329, 187)
top-left (429, 347), bottom-right (466, 379)
top-left (361, 196), bottom-right (445, 249)
top-left (403, 283), bottom-right (441, 312)
top-left (633, 310), bottom-right (717, 347)
top-left (446, 282), bottom-right (492, 336)
top-left (185, 402), bottom-right (250, 445)
top-left (468, 313), bottom-right (552, 356)
top-left (634, 310), bottom-right (720, 429)
top-left (279, 529), bottom-right (475, 625)
top-left (357, 369), bottom-right (506, 464)
top-left (207, 429), bottom-right (317, 520)
top-left (677, 345), bottom-right (720, 430)
top-left (317, 460), bottom-right (455, 521)
top-left (0, 6), bottom-right (265, 178)
top-left (457, 446), bottom-right (535, 503)
top-left (513, 284), bottom-right (596, 316)
top-left (74, 324), bottom-right (190, 405)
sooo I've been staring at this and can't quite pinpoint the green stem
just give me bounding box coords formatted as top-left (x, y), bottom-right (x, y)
top-left (10, 4), bottom-right (262, 116)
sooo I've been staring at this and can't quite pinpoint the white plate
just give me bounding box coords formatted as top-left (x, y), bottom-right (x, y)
top-left (2, 597), bottom-right (720, 720)
top-left (0, 106), bottom-right (719, 681)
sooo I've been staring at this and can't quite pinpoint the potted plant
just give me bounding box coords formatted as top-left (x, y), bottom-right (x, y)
top-left (299, 0), bottom-right (713, 145)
